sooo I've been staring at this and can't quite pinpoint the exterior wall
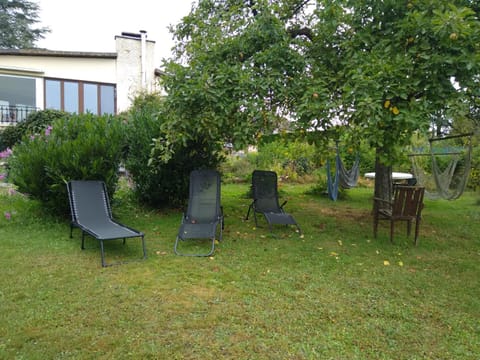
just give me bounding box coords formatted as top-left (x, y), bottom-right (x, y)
top-left (0, 56), bottom-right (116, 84)
top-left (0, 31), bottom-right (160, 116)
top-left (0, 56), bottom-right (116, 111)
top-left (115, 34), bottom-right (157, 113)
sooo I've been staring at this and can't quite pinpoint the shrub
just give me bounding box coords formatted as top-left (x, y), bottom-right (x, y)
top-left (123, 93), bottom-right (163, 206)
top-left (468, 145), bottom-right (480, 191)
top-left (125, 93), bottom-right (224, 207)
top-left (220, 153), bottom-right (257, 184)
top-left (148, 137), bottom-right (225, 207)
top-left (0, 109), bottom-right (68, 151)
top-left (8, 113), bottom-right (126, 216)
top-left (256, 138), bottom-right (319, 181)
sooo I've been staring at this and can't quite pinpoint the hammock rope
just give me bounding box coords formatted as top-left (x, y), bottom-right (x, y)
top-left (410, 133), bottom-right (473, 200)
top-left (326, 143), bottom-right (360, 201)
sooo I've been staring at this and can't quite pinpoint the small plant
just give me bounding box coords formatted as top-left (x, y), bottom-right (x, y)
top-left (0, 152), bottom-right (16, 222)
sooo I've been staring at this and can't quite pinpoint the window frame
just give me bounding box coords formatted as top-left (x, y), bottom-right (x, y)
top-left (44, 78), bottom-right (116, 115)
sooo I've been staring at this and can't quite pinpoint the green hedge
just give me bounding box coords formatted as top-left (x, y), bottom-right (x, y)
top-left (8, 113), bottom-right (126, 216)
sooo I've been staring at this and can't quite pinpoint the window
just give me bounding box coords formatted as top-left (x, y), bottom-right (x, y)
top-left (64, 82), bottom-right (79, 113)
top-left (83, 83), bottom-right (98, 114)
top-left (45, 79), bottom-right (61, 110)
top-left (100, 85), bottom-right (115, 114)
top-left (0, 75), bottom-right (36, 107)
top-left (44, 78), bottom-right (116, 115)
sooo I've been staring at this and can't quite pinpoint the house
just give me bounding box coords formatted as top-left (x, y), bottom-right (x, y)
top-left (0, 31), bottom-right (162, 125)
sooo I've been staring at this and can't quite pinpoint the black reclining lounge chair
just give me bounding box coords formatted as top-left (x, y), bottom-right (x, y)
top-left (245, 170), bottom-right (301, 235)
top-left (67, 180), bottom-right (147, 267)
top-left (174, 169), bottom-right (224, 257)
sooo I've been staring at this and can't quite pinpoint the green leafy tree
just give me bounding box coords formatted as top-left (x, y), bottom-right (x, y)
top-left (0, 0), bottom-right (49, 48)
top-left (301, 0), bottom-right (480, 201)
top-left (159, 0), bottom-right (307, 155)
top-left (160, 0), bottom-right (480, 200)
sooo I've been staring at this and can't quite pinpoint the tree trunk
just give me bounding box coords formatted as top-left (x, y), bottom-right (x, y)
top-left (374, 148), bottom-right (393, 210)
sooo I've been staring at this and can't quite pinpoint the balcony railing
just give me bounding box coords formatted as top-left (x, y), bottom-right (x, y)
top-left (0, 105), bottom-right (38, 125)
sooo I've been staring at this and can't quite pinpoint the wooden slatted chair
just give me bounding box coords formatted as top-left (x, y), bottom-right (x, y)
top-left (373, 186), bottom-right (425, 245)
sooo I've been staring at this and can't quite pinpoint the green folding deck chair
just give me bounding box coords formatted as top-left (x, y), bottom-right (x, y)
top-left (174, 170), bottom-right (224, 257)
top-left (67, 180), bottom-right (147, 267)
top-left (245, 170), bottom-right (302, 235)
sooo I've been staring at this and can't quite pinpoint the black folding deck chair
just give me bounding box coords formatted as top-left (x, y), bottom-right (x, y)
top-left (67, 180), bottom-right (147, 267)
top-left (245, 170), bottom-right (302, 234)
top-left (174, 169), bottom-right (224, 257)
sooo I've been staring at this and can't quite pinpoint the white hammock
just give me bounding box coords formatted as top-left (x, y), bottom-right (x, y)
top-left (410, 133), bottom-right (472, 200)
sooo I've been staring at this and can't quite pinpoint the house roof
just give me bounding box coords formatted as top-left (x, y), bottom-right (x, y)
top-left (0, 48), bottom-right (117, 59)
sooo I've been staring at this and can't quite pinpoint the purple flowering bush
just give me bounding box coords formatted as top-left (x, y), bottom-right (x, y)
top-left (0, 109), bottom-right (67, 151)
top-left (0, 148), bottom-right (12, 159)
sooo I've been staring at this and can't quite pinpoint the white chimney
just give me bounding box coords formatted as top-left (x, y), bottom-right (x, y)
top-left (140, 30), bottom-right (147, 88)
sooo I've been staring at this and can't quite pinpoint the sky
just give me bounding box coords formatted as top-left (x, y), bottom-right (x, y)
top-left (35, 0), bottom-right (195, 65)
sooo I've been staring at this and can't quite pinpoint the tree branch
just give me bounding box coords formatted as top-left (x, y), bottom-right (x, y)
top-left (289, 0), bottom-right (311, 18)
top-left (288, 27), bottom-right (313, 41)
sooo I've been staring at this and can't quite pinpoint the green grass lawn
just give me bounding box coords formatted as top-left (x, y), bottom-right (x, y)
top-left (0, 181), bottom-right (479, 359)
